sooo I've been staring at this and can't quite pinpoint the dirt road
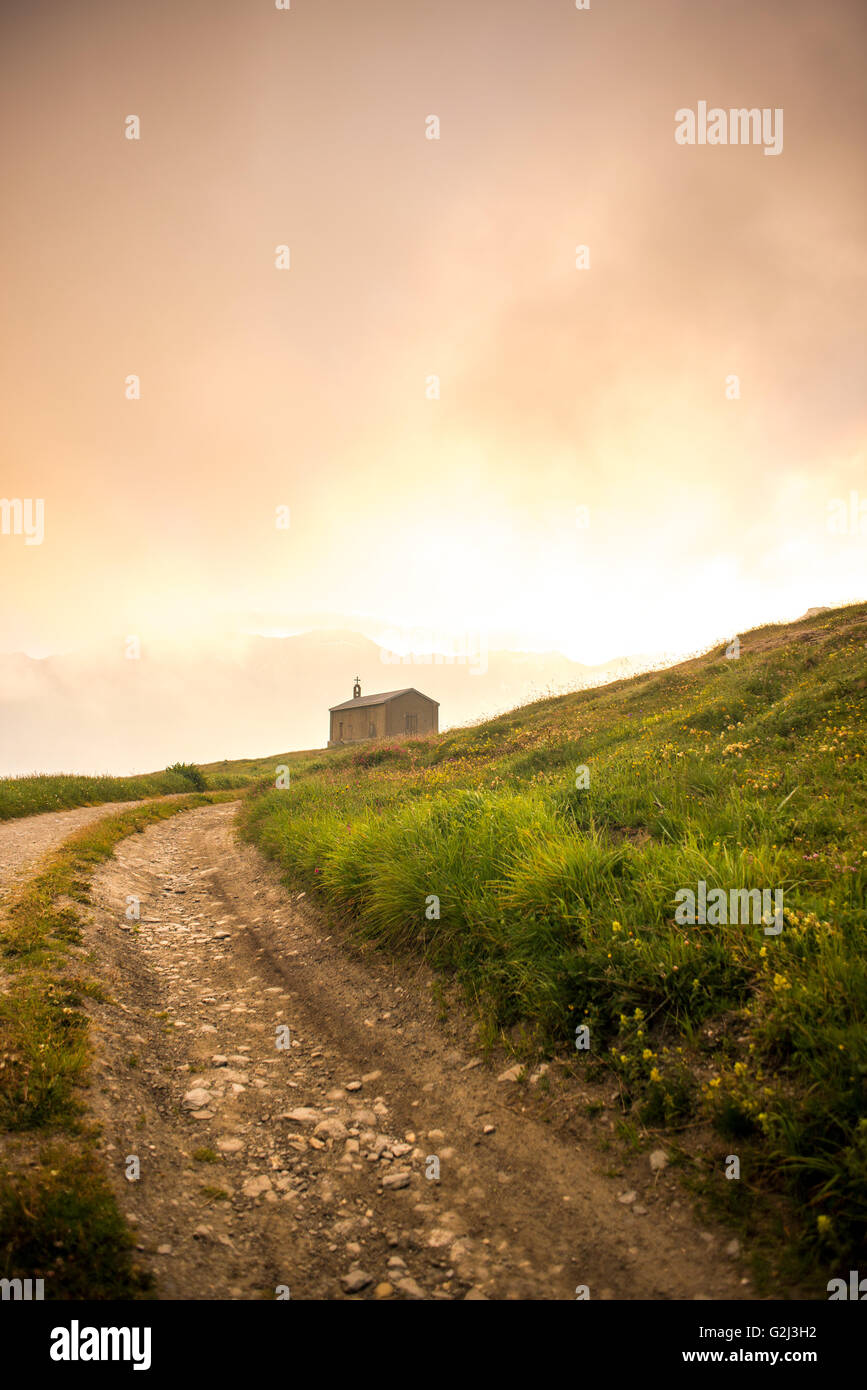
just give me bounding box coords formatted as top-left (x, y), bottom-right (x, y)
top-left (0, 799), bottom-right (160, 895)
top-left (66, 801), bottom-right (753, 1301)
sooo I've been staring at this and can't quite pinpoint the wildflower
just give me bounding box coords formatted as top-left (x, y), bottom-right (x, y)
top-left (650, 1067), bottom-right (661, 1082)
top-left (642, 1048), bottom-right (653, 1061)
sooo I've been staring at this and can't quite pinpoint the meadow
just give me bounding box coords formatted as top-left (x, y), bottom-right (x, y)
top-left (0, 763), bottom-right (251, 822)
top-left (240, 603), bottom-right (867, 1276)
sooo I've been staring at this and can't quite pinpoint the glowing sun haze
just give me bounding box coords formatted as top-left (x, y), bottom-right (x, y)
top-left (1, 0), bottom-right (865, 675)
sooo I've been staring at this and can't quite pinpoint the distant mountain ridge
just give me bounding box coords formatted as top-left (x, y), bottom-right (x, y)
top-left (0, 629), bottom-right (644, 776)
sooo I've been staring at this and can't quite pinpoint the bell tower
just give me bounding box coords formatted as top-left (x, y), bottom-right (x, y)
top-left (352, 675), bottom-right (361, 700)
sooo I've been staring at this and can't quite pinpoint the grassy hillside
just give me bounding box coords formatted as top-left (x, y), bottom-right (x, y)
top-left (0, 764), bottom-right (251, 823)
top-left (199, 748), bottom-right (324, 779)
top-left (241, 602), bottom-right (867, 1275)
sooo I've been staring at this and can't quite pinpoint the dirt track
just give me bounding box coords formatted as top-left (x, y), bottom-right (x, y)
top-left (66, 801), bottom-right (753, 1301)
top-left (0, 800), bottom-right (158, 895)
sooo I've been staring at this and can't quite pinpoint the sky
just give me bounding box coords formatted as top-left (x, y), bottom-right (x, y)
top-left (1, 0), bottom-right (865, 680)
